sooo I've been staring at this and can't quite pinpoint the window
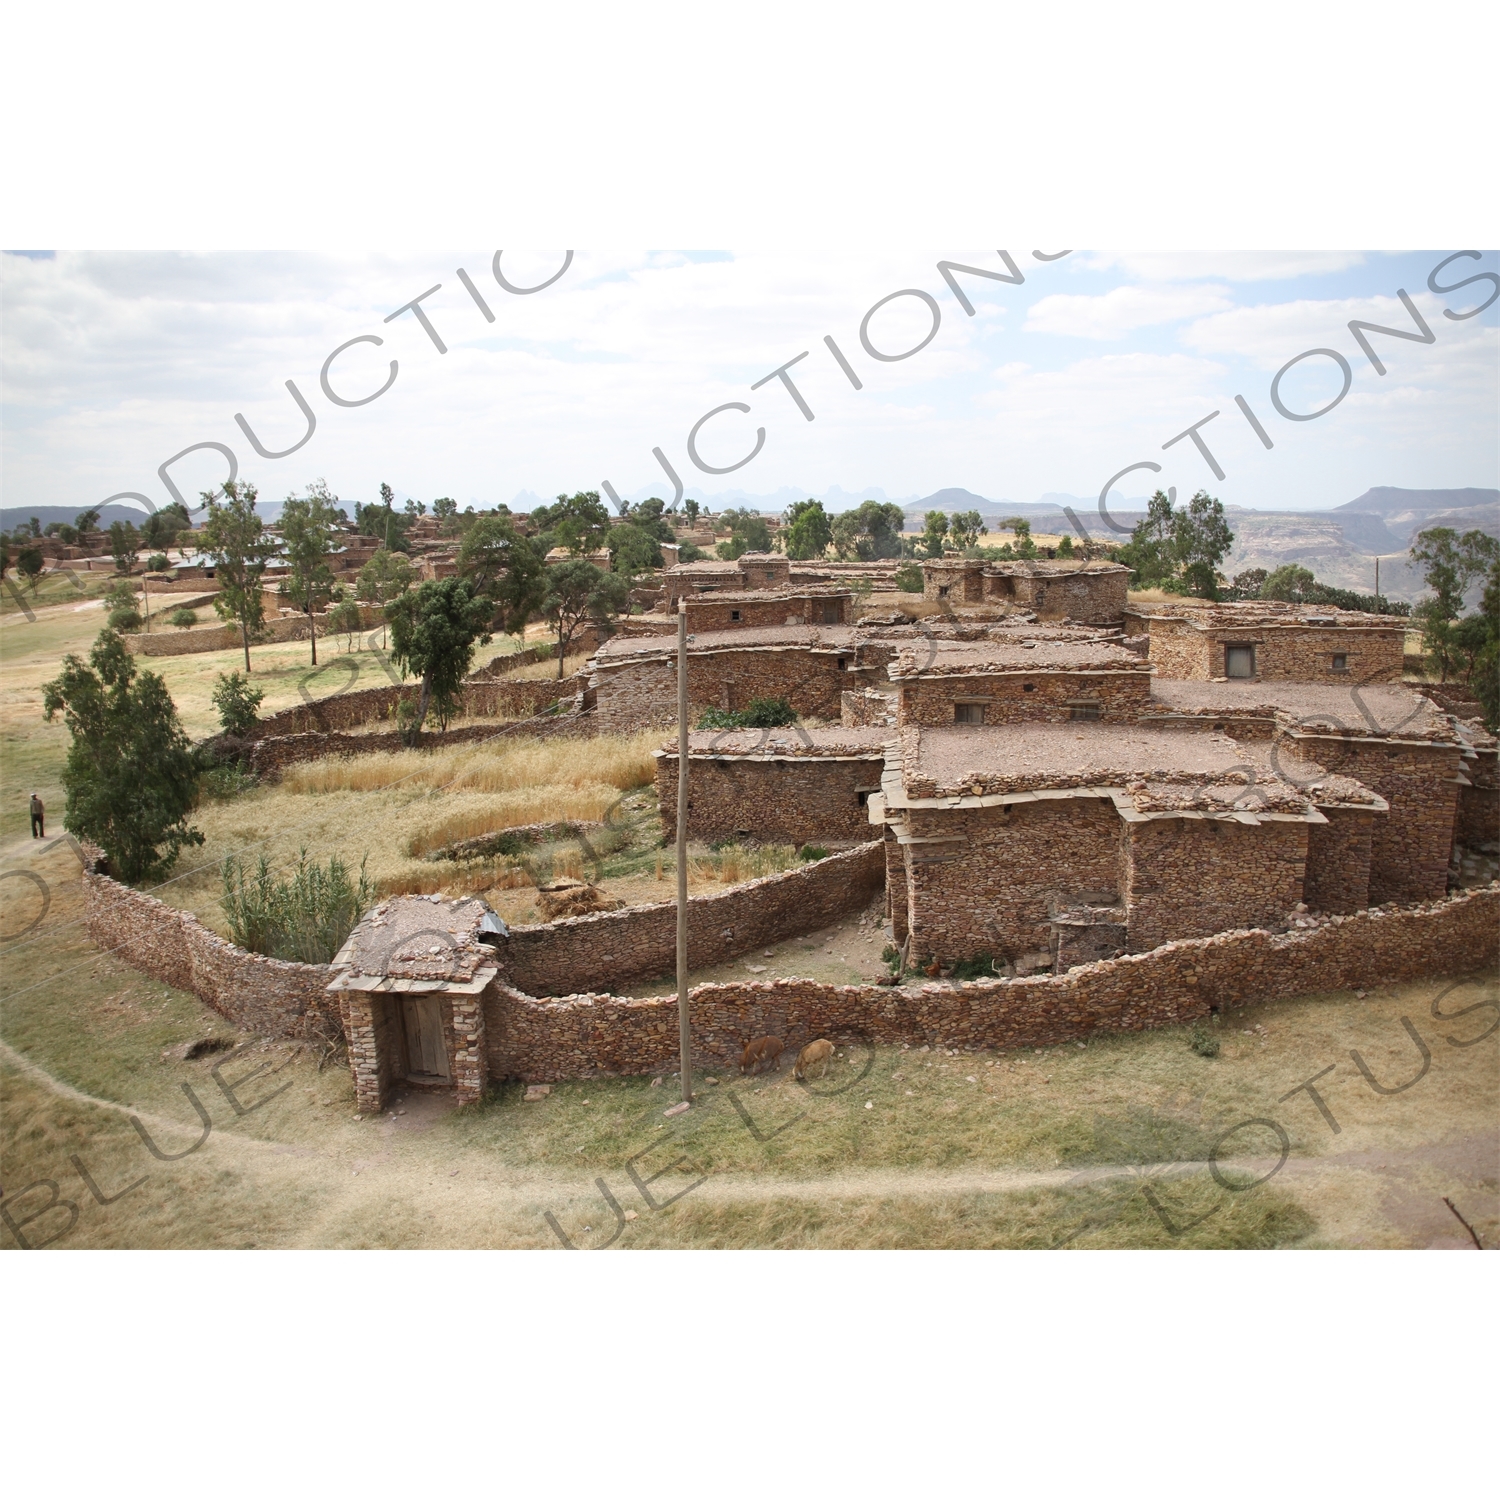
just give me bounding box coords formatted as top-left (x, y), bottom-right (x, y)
top-left (955, 702), bottom-right (985, 724)
top-left (857, 790), bottom-right (870, 807)
top-left (730, 610), bottom-right (741, 621)
top-left (1022, 683), bottom-right (1036, 692)
top-left (1332, 653), bottom-right (1348, 672)
top-left (1069, 703), bottom-right (1101, 721)
top-left (1225, 644), bottom-right (1255, 678)
top-left (938, 584), bottom-right (950, 598)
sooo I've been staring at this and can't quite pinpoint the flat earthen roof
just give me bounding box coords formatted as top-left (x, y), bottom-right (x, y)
top-left (331, 895), bottom-right (504, 986)
top-left (1148, 680), bottom-right (1453, 739)
top-left (889, 639), bottom-right (1146, 677)
top-left (594, 624), bottom-right (858, 661)
top-left (1130, 600), bottom-right (1406, 629)
top-left (665, 559), bottom-right (743, 575)
top-left (659, 726), bottom-right (890, 758)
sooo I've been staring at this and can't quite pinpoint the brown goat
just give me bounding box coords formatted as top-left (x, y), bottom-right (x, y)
top-left (793, 1039), bottom-right (835, 1080)
top-left (738, 1035), bottom-right (785, 1075)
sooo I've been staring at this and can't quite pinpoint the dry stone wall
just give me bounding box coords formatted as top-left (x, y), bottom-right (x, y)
top-left (655, 753), bottom-right (884, 846)
top-left (496, 842), bottom-right (885, 997)
top-left (1303, 806), bottom-right (1375, 913)
top-left (1138, 616), bottom-right (1404, 683)
top-left (486, 887), bottom-right (1499, 1080)
top-left (897, 670), bottom-right (1151, 726)
top-left (82, 871), bottom-right (338, 1040)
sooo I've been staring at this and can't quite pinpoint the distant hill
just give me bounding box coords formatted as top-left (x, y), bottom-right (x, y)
top-left (1333, 487), bottom-right (1499, 547)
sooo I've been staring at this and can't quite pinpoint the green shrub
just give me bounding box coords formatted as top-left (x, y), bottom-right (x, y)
top-left (220, 847), bottom-right (376, 964)
top-left (146, 553), bottom-right (170, 571)
top-left (894, 561), bottom-right (924, 593)
top-left (199, 762), bottom-right (257, 801)
top-left (211, 670), bottom-right (264, 737)
top-left (741, 695), bottom-right (796, 727)
top-left (797, 844), bottom-right (829, 862)
top-left (949, 952), bottom-right (1000, 981)
top-left (1190, 1022), bottom-right (1221, 1058)
top-left (168, 607), bottom-right (198, 629)
top-left (107, 605), bottom-right (142, 632)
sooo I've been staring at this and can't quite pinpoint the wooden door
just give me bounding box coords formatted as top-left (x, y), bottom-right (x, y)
top-left (402, 997), bottom-right (450, 1080)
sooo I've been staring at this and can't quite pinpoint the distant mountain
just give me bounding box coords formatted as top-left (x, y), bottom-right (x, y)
top-left (1333, 487), bottom-right (1499, 547)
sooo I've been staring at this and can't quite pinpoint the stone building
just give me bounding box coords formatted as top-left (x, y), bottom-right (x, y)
top-left (585, 625), bottom-right (860, 730)
top-left (922, 557), bottom-right (1130, 623)
top-left (655, 727), bottom-right (889, 846)
top-left (328, 895), bottom-right (508, 1111)
top-left (663, 551), bottom-right (790, 608)
top-left (1124, 600), bottom-right (1407, 683)
top-left (887, 638), bottom-right (1154, 727)
top-left (1144, 680), bottom-right (1469, 902)
top-left (681, 588), bottom-right (852, 633)
top-left (870, 724), bottom-right (1372, 971)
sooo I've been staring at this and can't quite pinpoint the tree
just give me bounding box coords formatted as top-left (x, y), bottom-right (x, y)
top-left (104, 577), bottom-right (142, 632)
top-left (432, 496), bottom-right (459, 534)
top-left (682, 498), bottom-right (701, 526)
top-left (714, 507), bottom-right (772, 560)
top-left (624, 496), bottom-right (676, 544)
top-left (1260, 564), bottom-right (1317, 602)
top-left (199, 479), bottom-right (277, 671)
top-left (108, 519), bottom-right (141, 573)
top-left (1173, 490), bottom-right (1235, 598)
top-left (999, 516), bottom-right (1037, 559)
top-left (74, 508), bottom-right (101, 540)
top-left (455, 514), bottom-right (547, 634)
top-left (1231, 567), bottom-right (1269, 596)
top-left (1469, 554), bottom-right (1500, 732)
top-left (278, 479), bottom-right (341, 665)
top-left (47, 522), bottom-right (78, 545)
top-left (541, 559), bottom-right (629, 677)
top-left (1411, 527), bottom-right (1500, 684)
top-left (532, 490), bottom-right (611, 556)
top-left (893, 560), bottom-right (924, 593)
top-left (830, 500), bottom-right (906, 561)
top-left (609, 522), bottom-right (662, 578)
top-left (326, 598), bottom-right (363, 651)
top-left (42, 629), bottom-right (204, 883)
top-left (782, 499), bottom-right (833, 561)
top-left (386, 577), bottom-right (493, 732)
top-left (1056, 534), bottom-right (1075, 558)
top-left (355, 546), bottom-right (418, 648)
top-left (921, 510), bottom-right (950, 559)
top-left (169, 607), bottom-right (198, 630)
top-left (950, 510), bottom-right (985, 550)
top-left (211, 669), bottom-right (265, 736)
top-left (354, 482), bottom-right (411, 552)
top-left (142, 502), bottom-right (190, 553)
top-left (404, 497), bottom-right (427, 518)
top-left (16, 546), bottom-right (44, 594)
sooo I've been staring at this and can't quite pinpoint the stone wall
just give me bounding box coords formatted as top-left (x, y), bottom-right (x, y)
top-left (590, 647), bottom-right (851, 733)
top-left (1017, 568), bottom-right (1129, 625)
top-left (1284, 735), bottom-right (1461, 901)
top-left (896, 670), bottom-right (1151, 727)
top-left (842, 688), bottom-right (898, 728)
top-left (900, 797), bottom-right (1123, 964)
top-left (126, 613), bottom-right (330, 657)
top-left (656, 752), bottom-right (885, 846)
top-left (1123, 816), bottom-right (1308, 951)
top-left (1139, 616), bottom-right (1405, 683)
top-left (496, 842), bottom-right (885, 997)
top-left (484, 888), bottom-right (1499, 1080)
top-left (682, 593), bottom-right (851, 632)
top-left (1303, 806), bottom-right (1375, 913)
top-left (81, 871), bottom-right (338, 1040)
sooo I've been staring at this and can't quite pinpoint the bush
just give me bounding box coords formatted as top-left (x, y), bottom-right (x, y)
top-left (199, 762), bottom-right (258, 800)
top-left (797, 844), bottom-right (829, 862)
top-left (211, 670), bottom-right (265, 736)
top-left (107, 605), bottom-right (142, 632)
top-left (695, 696), bottom-right (798, 731)
top-left (220, 848), bottom-right (376, 964)
top-left (168, 608), bottom-right (198, 629)
top-left (146, 554), bottom-right (170, 571)
top-left (894, 561), bottom-right (924, 593)
top-left (1190, 1022), bottom-right (1221, 1058)
top-left (949, 952), bottom-right (1000, 981)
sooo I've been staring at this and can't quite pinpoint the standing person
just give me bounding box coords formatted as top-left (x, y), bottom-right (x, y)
top-left (29, 792), bottom-right (45, 838)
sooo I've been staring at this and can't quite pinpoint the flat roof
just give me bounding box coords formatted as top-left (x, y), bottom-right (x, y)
top-left (330, 895), bottom-right (504, 986)
top-left (682, 587), bottom-right (851, 604)
top-left (1148, 680), bottom-right (1453, 739)
top-left (889, 639), bottom-right (1147, 677)
top-left (594, 623), bottom-right (857, 661)
top-left (665, 559), bottom-right (743, 575)
top-left (658, 726), bottom-right (890, 758)
top-left (894, 725), bottom-right (1318, 816)
top-left (1130, 600), bottom-right (1406, 629)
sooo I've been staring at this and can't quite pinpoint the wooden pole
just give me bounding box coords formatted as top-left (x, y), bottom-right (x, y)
top-left (676, 603), bottom-right (692, 1104)
top-left (1375, 556), bottom-right (1380, 602)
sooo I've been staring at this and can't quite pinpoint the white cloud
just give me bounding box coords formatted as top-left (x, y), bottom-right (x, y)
top-left (1082, 252), bottom-right (1367, 282)
top-left (1024, 285), bottom-right (1234, 339)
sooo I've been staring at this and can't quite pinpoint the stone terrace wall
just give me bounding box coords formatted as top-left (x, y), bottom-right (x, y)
top-left (127, 612), bottom-right (331, 657)
top-left (250, 672), bottom-right (584, 739)
top-left (496, 842), bottom-right (885, 997)
top-left (897, 670), bottom-right (1151, 727)
top-left (1024, 569), bottom-right (1129, 625)
top-left (682, 593), bottom-right (851, 632)
top-left (1457, 783), bottom-right (1498, 847)
top-left (591, 648), bottom-right (850, 733)
top-left (1208, 624), bottom-right (1404, 684)
top-left (1139, 618), bottom-right (1213, 680)
top-left (487, 887), bottom-right (1499, 1079)
top-left (81, 871), bottom-right (338, 1040)
top-left (656, 753), bottom-right (884, 846)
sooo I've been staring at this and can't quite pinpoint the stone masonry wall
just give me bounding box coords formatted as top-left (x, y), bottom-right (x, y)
top-left (1303, 806), bottom-right (1376, 914)
top-left (1285, 736), bottom-right (1461, 902)
top-left (1124, 816), bottom-right (1308, 951)
top-left (495, 842), bottom-right (885, 998)
top-left (1023, 569), bottom-right (1129, 624)
top-left (655, 753), bottom-right (885, 845)
top-left (82, 871), bottom-right (339, 1040)
top-left (591, 647), bottom-right (850, 733)
top-left (1140, 619), bottom-right (1213, 680)
top-left (902, 798), bottom-right (1123, 964)
top-left (1140, 616), bottom-right (1404, 682)
top-left (484, 887), bottom-right (1499, 1080)
top-left (682, 594), bottom-right (850, 632)
top-left (897, 670), bottom-right (1151, 727)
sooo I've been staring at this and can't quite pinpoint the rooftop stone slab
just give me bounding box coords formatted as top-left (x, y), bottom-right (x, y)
top-left (1147, 680), bottom-right (1455, 740)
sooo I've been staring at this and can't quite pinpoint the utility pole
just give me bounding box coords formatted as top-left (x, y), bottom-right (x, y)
top-left (676, 601), bottom-right (692, 1105)
top-left (1375, 556), bottom-right (1380, 603)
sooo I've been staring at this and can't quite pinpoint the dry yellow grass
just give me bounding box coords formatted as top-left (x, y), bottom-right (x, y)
top-left (281, 728), bottom-right (661, 796)
top-left (688, 844), bottom-right (802, 884)
top-left (504, 651), bottom-right (591, 681)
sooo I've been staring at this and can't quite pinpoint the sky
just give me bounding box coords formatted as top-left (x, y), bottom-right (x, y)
top-left (2, 248), bottom-right (1496, 523)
